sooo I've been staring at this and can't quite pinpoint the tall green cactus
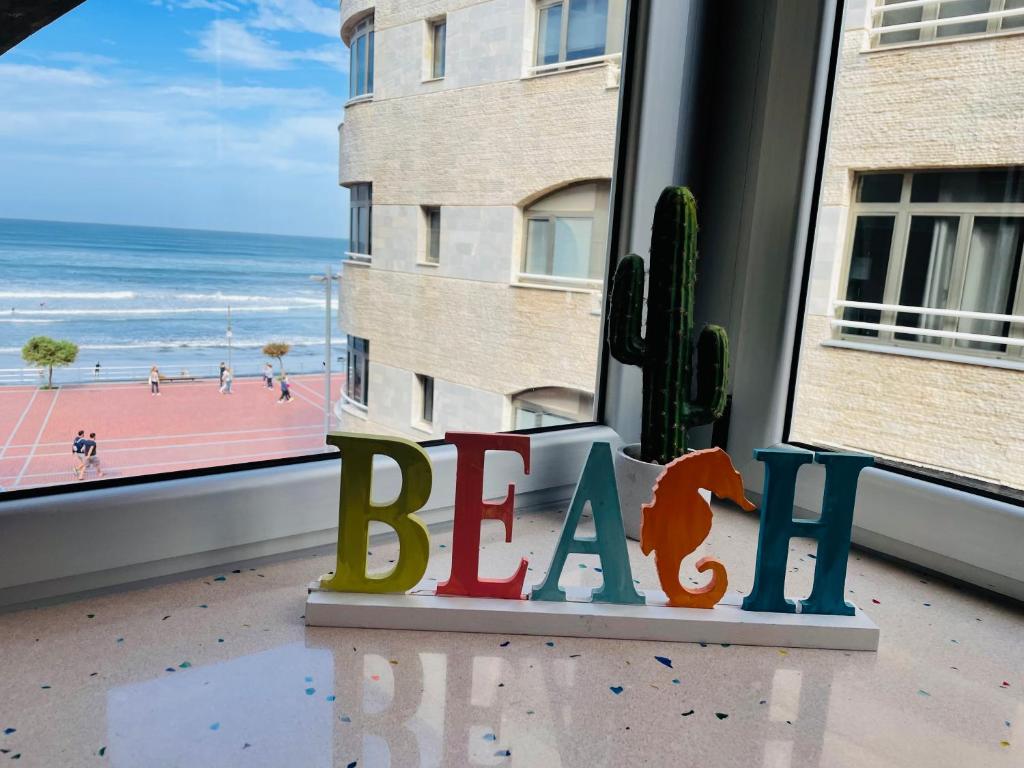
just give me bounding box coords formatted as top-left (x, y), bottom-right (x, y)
top-left (608, 186), bottom-right (729, 464)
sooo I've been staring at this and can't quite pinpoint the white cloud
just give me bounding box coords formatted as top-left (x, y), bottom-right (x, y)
top-left (156, 0), bottom-right (243, 11)
top-left (188, 19), bottom-right (343, 70)
top-left (0, 63), bottom-right (106, 87)
top-left (249, 0), bottom-right (339, 37)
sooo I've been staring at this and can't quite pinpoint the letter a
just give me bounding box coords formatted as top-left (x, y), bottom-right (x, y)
top-left (531, 442), bottom-right (644, 605)
top-left (320, 433), bottom-right (431, 594)
top-left (742, 447), bottom-right (873, 616)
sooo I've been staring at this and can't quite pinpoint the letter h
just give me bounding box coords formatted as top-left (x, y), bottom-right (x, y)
top-left (742, 447), bottom-right (873, 616)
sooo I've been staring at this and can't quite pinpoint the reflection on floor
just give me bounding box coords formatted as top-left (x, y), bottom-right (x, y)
top-left (0, 503), bottom-right (1020, 767)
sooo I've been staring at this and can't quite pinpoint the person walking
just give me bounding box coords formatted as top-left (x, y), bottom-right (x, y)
top-left (78, 432), bottom-right (104, 481)
top-left (220, 366), bottom-right (233, 394)
top-left (72, 430), bottom-right (86, 476)
top-left (149, 365), bottom-right (161, 396)
top-left (277, 373), bottom-right (292, 403)
top-left (219, 361), bottom-right (226, 387)
top-left (263, 362), bottom-right (274, 389)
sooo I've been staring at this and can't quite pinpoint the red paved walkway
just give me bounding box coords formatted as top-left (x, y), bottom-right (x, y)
top-left (0, 374), bottom-right (343, 490)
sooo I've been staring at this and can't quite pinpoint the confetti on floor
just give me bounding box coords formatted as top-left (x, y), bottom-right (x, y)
top-left (98, 746), bottom-right (106, 757)
top-left (654, 656), bottom-right (673, 668)
top-left (610, 686), bottom-right (623, 695)
top-left (672, 679), bottom-right (680, 685)
top-left (681, 710), bottom-right (694, 717)
top-left (545, 641), bottom-right (555, 647)
top-left (495, 749), bottom-right (511, 757)
top-left (483, 733), bottom-right (496, 741)
top-left (305, 688), bottom-right (315, 696)
top-left (715, 713), bottom-right (729, 720)
top-left (209, 723), bottom-right (220, 731)
top-left (214, 576), bottom-right (226, 582)
top-left (499, 641), bottom-right (510, 647)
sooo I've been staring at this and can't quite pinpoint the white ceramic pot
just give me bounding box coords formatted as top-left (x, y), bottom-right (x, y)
top-left (614, 443), bottom-right (667, 541)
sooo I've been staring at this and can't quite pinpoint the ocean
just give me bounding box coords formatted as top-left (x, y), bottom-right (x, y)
top-left (0, 218), bottom-right (347, 384)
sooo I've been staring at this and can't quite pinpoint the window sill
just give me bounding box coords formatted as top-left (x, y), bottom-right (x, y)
top-left (822, 338), bottom-right (1024, 372)
top-left (416, 260), bottom-right (440, 268)
top-left (410, 421), bottom-right (434, 436)
top-left (344, 94), bottom-right (374, 108)
top-left (339, 393), bottom-right (369, 417)
top-left (343, 253), bottom-right (372, 267)
top-left (511, 278), bottom-right (601, 296)
top-left (421, 76), bottom-right (444, 84)
top-left (862, 27), bottom-right (1024, 55)
top-left (523, 52), bottom-right (621, 79)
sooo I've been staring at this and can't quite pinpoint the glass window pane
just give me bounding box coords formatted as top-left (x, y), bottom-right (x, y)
top-left (433, 22), bottom-right (446, 78)
top-left (911, 169), bottom-right (1024, 203)
top-left (552, 217), bottom-right (593, 278)
top-left (936, 0), bottom-right (989, 38)
top-left (1003, 0), bottom-right (1024, 29)
top-left (956, 218), bottom-right (1024, 351)
top-left (525, 219), bottom-right (551, 274)
top-left (842, 216), bottom-right (896, 337)
top-left (537, 4), bottom-right (563, 66)
top-left (358, 207), bottom-right (370, 254)
top-left (355, 34), bottom-right (366, 95)
top-left (895, 216), bottom-right (959, 344)
top-left (879, 0), bottom-right (923, 45)
top-left (859, 174), bottom-right (904, 203)
top-left (428, 209), bottom-right (441, 263)
top-left (367, 31), bottom-right (374, 93)
top-left (566, 0), bottom-right (608, 61)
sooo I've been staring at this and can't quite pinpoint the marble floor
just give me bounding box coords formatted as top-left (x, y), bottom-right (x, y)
top-left (0, 502), bottom-right (1020, 767)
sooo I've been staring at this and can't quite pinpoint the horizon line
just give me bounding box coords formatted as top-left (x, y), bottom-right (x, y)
top-left (0, 215), bottom-right (348, 243)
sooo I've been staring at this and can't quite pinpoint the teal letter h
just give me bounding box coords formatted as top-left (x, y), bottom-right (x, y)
top-left (741, 447), bottom-right (873, 616)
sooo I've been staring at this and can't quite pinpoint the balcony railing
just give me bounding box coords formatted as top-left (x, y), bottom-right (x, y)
top-left (831, 299), bottom-right (1024, 349)
top-left (868, 0), bottom-right (1024, 49)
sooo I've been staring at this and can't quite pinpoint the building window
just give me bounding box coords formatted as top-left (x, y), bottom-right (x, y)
top-left (349, 15), bottom-right (374, 98)
top-left (836, 169), bottom-right (1024, 357)
top-left (536, 0), bottom-right (609, 66)
top-left (430, 18), bottom-right (447, 79)
top-left (346, 335), bottom-right (370, 406)
top-left (423, 206), bottom-right (441, 264)
top-left (511, 386), bottom-right (593, 428)
top-left (416, 374), bottom-right (434, 425)
top-left (872, 0), bottom-right (1024, 48)
top-left (521, 180), bottom-right (610, 287)
top-left (348, 183), bottom-right (372, 259)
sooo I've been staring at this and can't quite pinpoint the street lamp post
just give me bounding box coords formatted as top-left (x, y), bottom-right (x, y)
top-left (226, 305), bottom-right (233, 371)
top-left (310, 267), bottom-right (341, 435)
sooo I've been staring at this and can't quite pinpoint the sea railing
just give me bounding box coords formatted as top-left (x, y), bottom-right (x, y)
top-left (0, 359), bottom-right (338, 386)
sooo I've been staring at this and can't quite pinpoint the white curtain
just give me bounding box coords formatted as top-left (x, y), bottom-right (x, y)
top-left (958, 218), bottom-right (1022, 350)
top-left (917, 217), bottom-right (957, 342)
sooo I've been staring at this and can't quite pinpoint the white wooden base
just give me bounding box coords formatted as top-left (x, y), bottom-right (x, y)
top-left (305, 580), bottom-right (879, 651)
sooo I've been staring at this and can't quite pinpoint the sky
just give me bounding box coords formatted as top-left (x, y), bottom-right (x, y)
top-left (0, 0), bottom-right (349, 238)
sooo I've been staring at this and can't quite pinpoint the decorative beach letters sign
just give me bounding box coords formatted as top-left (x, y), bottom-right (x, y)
top-left (306, 433), bottom-right (879, 651)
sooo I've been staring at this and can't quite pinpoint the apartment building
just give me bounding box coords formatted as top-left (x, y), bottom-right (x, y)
top-left (336, 0), bottom-right (625, 438)
top-left (791, 0), bottom-right (1024, 490)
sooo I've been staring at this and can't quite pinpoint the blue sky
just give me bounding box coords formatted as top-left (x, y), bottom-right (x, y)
top-left (0, 0), bottom-right (349, 238)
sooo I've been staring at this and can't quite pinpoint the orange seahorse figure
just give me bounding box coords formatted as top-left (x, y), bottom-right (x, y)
top-left (640, 447), bottom-right (757, 608)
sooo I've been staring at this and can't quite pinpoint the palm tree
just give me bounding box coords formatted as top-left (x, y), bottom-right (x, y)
top-left (262, 342), bottom-right (291, 376)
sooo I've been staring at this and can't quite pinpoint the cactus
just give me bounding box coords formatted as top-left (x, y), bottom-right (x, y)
top-left (607, 186), bottom-right (729, 464)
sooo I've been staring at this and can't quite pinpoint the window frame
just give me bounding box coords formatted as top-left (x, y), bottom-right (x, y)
top-left (348, 15), bottom-right (375, 99)
top-left (345, 334), bottom-right (370, 408)
top-left (834, 170), bottom-right (1024, 362)
top-left (871, 0), bottom-right (1024, 50)
top-left (422, 206), bottom-right (441, 265)
top-left (534, 0), bottom-right (612, 69)
top-left (346, 183), bottom-right (372, 262)
top-left (415, 373), bottom-right (435, 427)
top-left (429, 17), bottom-right (447, 80)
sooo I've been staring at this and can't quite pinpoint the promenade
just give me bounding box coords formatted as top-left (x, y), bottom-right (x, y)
top-left (0, 374), bottom-right (343, 491)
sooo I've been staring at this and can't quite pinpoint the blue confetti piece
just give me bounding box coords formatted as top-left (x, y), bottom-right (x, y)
top-left (609, 686), bottom-right (623, 695)
top-left (214, 576), bottom-right (226, 582)
top-left (4, 728), bottom-right (15, 735)
top-left (500, 641), bottom-right (510, 647)
top-left (495, 750), bottom-right (511, 757)
top-left (41, 685), bottom-right (51, 690)
top-left (209, 723), bottom-right (220, 731)
top-left (165, 667), bottom-right (176, 673)
top-left (305, 676), bottom-right (313, 682)
top-left (199, 604), bottom-right (208, 609)
top-left (116, 638), bottom-right (124, 644)
top-left (698, 642), bottom-right (707, 648)
top-left (923, 603), bottom-right (931, 607)
top-left (671, 679), bottom-right (680, 685)
top-left (483, 733), bottom-right (497, 741)
top-left (98, 746), bottom-right (106, 756)
top-left (578, 563), bottom-right (587, 568)
top-left (217, 638), bottom-right (224, 643)
top-left (917, 689), bottom-right (930, 697)
top-left (305, 688), bottom-right (316, 696)
top-left (594, 567), bottom-right (602, 572)
top-left (545, 641), bottom-right (555, 647)
top-left (339, 715), bottom-right (351, 723)
top-left (807, 554), bottom-right (816, 559)
top-left (439, 544), bottom-right (447, 549)
top-left (654, 656), bottom-right (673, 668)
top-left (715, 712), bottom-right (728, 720)
top-left (326, 695), bottom-right (336, 702)
top-left (179, 661), bottom-right (191, 669)
top-left (347, 762), bottom-right (357, 768)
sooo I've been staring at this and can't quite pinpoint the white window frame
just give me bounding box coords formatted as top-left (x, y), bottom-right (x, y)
top-left (421, 206), bottom-right (441, 265)
top-left (868, 0), bottom-right (1024, 50)
top-left (346, 183), bottom-right (372, 262)
top-left (833, 170), bottom-right (1024, 362)
top-left (531, 0), bottom-right (620, 74)
top-left (413, 373), bottom-right (435, 430)
top-left (348, 15), bottom-right (374, 99)
top-left (428, 17), bottom-right (446, 80)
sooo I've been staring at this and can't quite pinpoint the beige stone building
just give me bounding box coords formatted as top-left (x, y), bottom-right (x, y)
top-left (336, 0), bottom-right (624, 438)
top-left (791, 0), bottom-right (1024, 490)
